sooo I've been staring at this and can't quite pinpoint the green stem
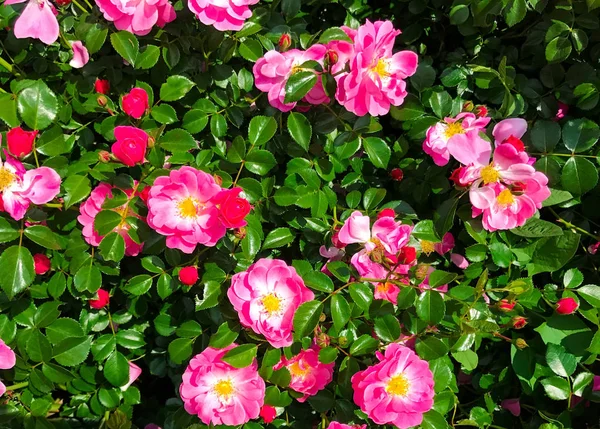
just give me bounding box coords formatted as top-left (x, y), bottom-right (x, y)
top-left (531, 152), bottom-right (599, 159)
top-left (549, 207), bottom-right (600, 241)
top-left (4, 381), bottom-right (28, 391)
top-left (71, 0), bottom-right (89, 14)
top-left (0, 56), bottom-right (15, 75)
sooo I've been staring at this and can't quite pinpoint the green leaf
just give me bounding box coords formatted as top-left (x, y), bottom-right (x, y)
top-left (27, 330), bottom-right (52, 363)
top-left (349, 334), bottom-right (379, 356)
top-left (541, 376), bottom-right (570, 400)
top-left (63, 175), bottom-right (91, 209)
top-left (151, 104), bottom-right (178, 124)
top-left (562, 118), bottom-right (599, 153)
top-left (504, 0), bottom-right (527, 27)
top-left (74, 264), bottom-right (102, 293)
top-left (416, 290), bottom-right (446, 324)
top-left (158, 128), bottom-right (197, 152)
top-left (262, 227), bottom-right (294, 250)
top-left (222, 344), bottom-right (258, 368)
top-left (449, 4), bottom-right (469, 25)
top-left (293, 300), bottom-right (323, 340)
top-left (563, 268), bottom-right (583, 289)
top-left (0, 246), bottom-right (35, 300)
top-left (110, 31), bottom-right (139, 67)
top-left (0, 93), bottom-right (19, 127)
top-left (99, 232), bottom-right (126, 262)
top-left (318, 27), bottom-right (353, 43)
top-left (34, 302), bottom-right (61, 328)
top-left (489, 242), bottom-right (512, 268)
top-left (92, 335), bottom-right (116, 362)
top-left (546, 36), bottom-right (572, 63)
top-left (176, 320), bottom-right (203, 339)
top-left (287, 112), bottom-right (312, 151)
top-left (17, 80), bottom-right (58, 131)
top-left (363, 137), bottom-right (391, 169)
top-left (42, 363), bottom-right (75, 383)
top-left (512, 218), bottom-right (563, 238)
top-left (183, 110), bottom-right (208, 134)
top-left (429, 91), bottom-right (452, 118)
top-left (24, 225), bottom-right (64, 250)
top-left (531, 120), bottom-right (561, 152)
top-left (249, 116), bottom-right (277, 146)
top-left (578, 285), bottom-right (600, 307)
top-left (53, 336), bottom-right (92, 367)
top-left (104, 351), bottom-right (130, 387)
top-left (318, 347), bottom-right (339, 364)
top-left (452, 349), bottom-right (478, 371)
top-left (245, 150), bottom-right (277, 175)
top-left (46, 318), bottom-right (84, 345)
top-left (528, 231), bottom-right (580, 275)
top-left (94, 210), bottom-right (121, 236)
top-left (0, 217), bottom-right (19, 244)
top-left (136, 45), bottom-right (161, 69)
top-left (160, 75), bottom-right (195, 102)
top-left (168, 338), bottom-right (194, 364)
top-left (349, 283), bottom-right (373, 311)
top-left (123, 274), bottom-right (153, 296)
top-left (427, 270), bottom-right (457, 288)
top-left (331, 294), bottom-right (351, 331)
top-left (239, 39), bottom-right (263, 62)
top-left (573, 372), bottom-right (594, 396)
top-left (416, 337), bottom-right (449, 361)
top-left (561, 157), bottom-right (598, 195)
top-left (304, 271), bottom-right (334, 293)
top-left (374, 314), bottom-right (401, 342)
top-left (284, 71), bottom-right (317, 104)
top-left (116, 330), bottom-right (145, 349)
top-left (587, 0), bottom-right (600, 10)
top-left (434, 197), bottom-right (458, 238)
top-left (546, 343), bottom-right (577, 377)
top-left (363, 188), bottom-right (386, 211)
top-left (209, 322), bottom-right (239, 348)
top-left (422, 409), bottom-right (450, 429)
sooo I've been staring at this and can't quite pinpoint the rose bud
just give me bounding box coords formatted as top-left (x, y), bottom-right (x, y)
top-left (556, 297), bottom-right (579, 315)
top-left (6, 127), bottom-right (37, 158)
top-left (498, 299), bottom-right (516, 312)
top-left (474, 105), bottom-right (488, 117)
top-left (95, 78), bottom-right (110, 94)
top-left (122, 87), bottom-right (149, 119)
top-left (259, 405), bottom-right (277, 423)
top-left (179, 266), bottom-right (199, 286)
top-left (377, 208), bottom-right (396, 219)
top-left (278, 33), bottom-right (291, 52)
top-left (398, 246), bottom-right (417, 264)
top-left (98, 150), bottom-right (111, 163)
top-left (111, 126), bottom-right (148, 167)
top-left (90, 289), bottom-right (110, 309)
top-left (326, 50), bottom-right (338, 66)
top-left (234, 227), bottom-right (247, 240)
top-left (390, 168), bottom-right (404, 181)
top-left (33, 254), bottom-right (51, 275)
top-left (212, 188), bottom-right (251, 229)
top-left (511, 316), bottom-right (527, 329)
top-left (462, 101), bottom-right (474, 112)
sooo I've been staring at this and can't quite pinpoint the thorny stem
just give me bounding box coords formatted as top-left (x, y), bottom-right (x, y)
top-left (549, 207), bottom-right (600, 242)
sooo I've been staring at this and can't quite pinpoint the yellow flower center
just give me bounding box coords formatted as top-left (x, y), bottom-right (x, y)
top-left (444, 122), bottom-right (465, 139)
top-left (371, 59), bottom-right (390, 78)
top-left (213, 379), bottom-right (234, 397)
top-left (376, 282), bottom-right (393, 293)
top-left (262, 294), bottom-right (281, 314)
top-left (0, 167), bottom-right (15, 192)
top-left (496, 189), bottom-right (515, 206)
top-left (420, 240), bottom-right (435, 256)
top-left (386, 374), bottom-right (410, 397)
top-left (480, 165), bottom-right (500, 184)
top-left (288, 361), bottom-right (310, 378)
top-left (178, 197), bottom-right (199, 218)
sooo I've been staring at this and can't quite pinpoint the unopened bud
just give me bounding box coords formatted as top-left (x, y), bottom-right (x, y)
top-left (511, 316), bottom-right (527, 329)
top-left (234, 227), bottom-right (247, 240)
top-left (474, 105), bottom-right (488, 118)
top-left (147, 136), bottom-right (155, 148)
top-left (316, 333), bottom-right (330, 348)
top-left (319, 313), bottom-right (326, 322)
top-left (278, 34), bottom-right (292, 52)
top-left (462, 101), bottom-right (474, 112)
top-left (515, 338), bottom-right (528, 349)
top-left (338, 336), bottom-right (348, 346)
top-left (325, 50), bottom-right (338, 67)
top-left (390, 168), bottom-right (403, 182)
top-left (98, 150), bottom-right (111, 163)
top-left (97, 95), bottom-right (108, 107)
top-left (415, 263), bottom-right (430, 281)
top-left (213, 174), bottom-right (223, 186)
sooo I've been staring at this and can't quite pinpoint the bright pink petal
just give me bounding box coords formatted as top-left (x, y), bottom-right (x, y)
top-left (493, 118), bottom-right (527, 144)
top-left (447, 131), bottom-right (491, 167)
top-left (69, 41), bottom-right (90, 68)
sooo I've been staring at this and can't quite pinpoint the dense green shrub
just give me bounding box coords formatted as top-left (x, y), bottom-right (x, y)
top-left (1, 0), bottom-right (600, 428)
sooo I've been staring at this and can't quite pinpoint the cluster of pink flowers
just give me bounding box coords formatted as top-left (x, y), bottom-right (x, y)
top-left (188, 0), bottom-right (258, 31)
top-left (424, 117), bottom-right (550, 231)
top-left (228, 258), bottom-right (315, 347)
top-left (253, 20), bottom-right (418, 116)
top-left (95, 0), bottom-right (176, 36)
top-left (146, 167), bottom-right (251, 253)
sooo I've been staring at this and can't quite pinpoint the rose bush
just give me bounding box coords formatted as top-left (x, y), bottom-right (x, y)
top-left (1, 0), bottom-right (600, 428)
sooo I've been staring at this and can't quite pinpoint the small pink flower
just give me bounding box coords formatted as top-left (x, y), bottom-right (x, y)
top-left (69, 41), bottom-right (89, 68)
top-left (111, 126), bottom-right (148, 166)
top-left (95, 0), bottom-right (175, 36)
top-left (423, 113), bottom-right (490, 166)
top-left (338, 211), bottom-right (412, 255)
top-left (146, 167), bottom-right (225, 253)
top-left (121, 362), bottom-right (142, 391)
top-left (260, 405), bottom-right (277, 423)
top-left (33, 254), bottom-right (51, 275)
top-left (89, 289), bottom-right (110, 309)
top-left (6, 127), bottom-right (37, 158)
top-left (498, 299), bottom-right (516, 312)
top-left (335, 20), bottom-right (418, 117)
top-left (179, 266), bottom-right (199, 286)
top-left (274, 345), bottom-right (334, 402)
top-left (351, 343), bottom-right (434, 429)
top-left (5, 0), bottom-right (59, 45)
top-left (122, 88), bottom-right (149, 119)
top-left (212, 187), bottom-right (251, 229)
top-left (556, 297), bottom-right (578, 315)
top-left (180, 345), bottom-right (265, 426)
top-left (327, 423), bottom-right (367, 429)
top-left (0, 339), bottom-right (16, 397)
top-left (228, 258), bottom-right (314, 348)
top-left (188, 0), bottom-right (259, 31)
top-left (501, 398), bottom-right (521, 417)
top-left (144, 425), bottom-right (161, 429)
top-left (77, 183), bottom-right (144, 256)
top-left (253, 45), bottom-right (329, 112)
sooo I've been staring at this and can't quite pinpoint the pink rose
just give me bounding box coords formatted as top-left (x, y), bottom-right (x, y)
top-left (122, 88), bottom-right (149, 119)
top-left (213, 187), bottom-right (251, 229)
top-left (95, 0), bottom-right (175, 36)
top-left (6, 127), bottom-right (37, 158)
top-left (89, 289), bottom-right (110, 309)
top-left (178, 266), bottom-right (198, 286)
top-left (556, 297), bottom-right (579, 315)
top-left (188, 0), bottom-right (259, 31)
top-left (33, 254), bottom-right (51, 275)
top-left (111, 126), bottom-right (148, 167)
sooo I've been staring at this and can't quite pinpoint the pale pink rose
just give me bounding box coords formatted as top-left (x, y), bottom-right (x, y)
top-left (335, 20), bottom-right (418, 116)
top-left (146, 167), bottom-right (224, 253)
top-left (338, 211), bottom-right (412, 255)
top-left (274, 345), bottom-right (334, 402)
top-left (227, 258), bottom-right (315, 348)
top-left (77, 183), bottom-right (144, 256)
top-left (188, 0), bottom-right (259, 31)
top-left (121, 361), bottom-right (142, 391)
top-left (180, 345), bottom-right (265, 426)
top-left (69, 41), bottom-right (89, 68)
top-left (0, 339), bottom-right (16, 397)
top-left (95, 0), bottom-right (176, 36)
top-left (5, 0), bottom-right (59, 45)
top-left (423, 113), bottom-right (490, 166)
top-left (501, 398), bottom-right (521, 417)
top-left (253, 45), bottom-right (329, 112)
top-left (434, 232), bottom-right (454, 255)
top-left (351, 343), bottom-right (434, 429)
top-left (327, 422), bottom-right (367, 429)
top-left (0, 141), bottom-right (61, 220)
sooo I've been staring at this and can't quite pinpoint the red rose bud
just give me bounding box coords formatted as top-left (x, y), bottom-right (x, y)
top-left (97, 95), bottom-right (108, 107)
top-left (326, 49), bottom-right (339, 66)
top-left (398, 246), bottom-right (416, 264)
top-left (462, 101), bottom-right (474, 112)
top-left (137, 186), bottom-right (150, 204)
top-left (7, 127), bottom-right (37, 158)
top-left (278, 33), bottom-right (291, 51)
top-left (503, 135), bottom-right (525, 152)
top-left (213, 187), bottom-right (251, 229)
top-left (111, 126), bottom-right (148, 167)
top-left (331, 227), bottom-right (345, 249)
top-left (33, 254), bottom-right (51, 275)
top-left (122, 87), bottom-right (149, 119)
top-left (55, 0), bottom-right (72, 6)
top-left (234, 227), bottom-right (247, 240)
top-left (449, 166), bottom-right (464, 186)
top-left (98, 150), bottom-right (111, 163)
top-left (90, 289), bottom-right (110, 309)
top-left (377, 208), bottom-right (396, 219)
top-left (498, 299), bottom-right (516, 312)
top-left (556, 297), bottom-right (579, 315)
top-left (512, 316), bottom-right (527, 329)
top-left (390, 168), bottom-right (404, 181)
top-left (474, 105), bottom-right (488, 117)
top-left (179, 266), bottom-right (199, 286)
top-left (213, 174), bottom-right (223, 186)
top-left (259, 405), bottom-right (277, 423)
top-left (94, 78), bottom-right (110, 94)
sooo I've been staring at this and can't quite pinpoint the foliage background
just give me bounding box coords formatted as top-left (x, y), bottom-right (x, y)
top-left (2, 0), bottom-right (600, 428)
